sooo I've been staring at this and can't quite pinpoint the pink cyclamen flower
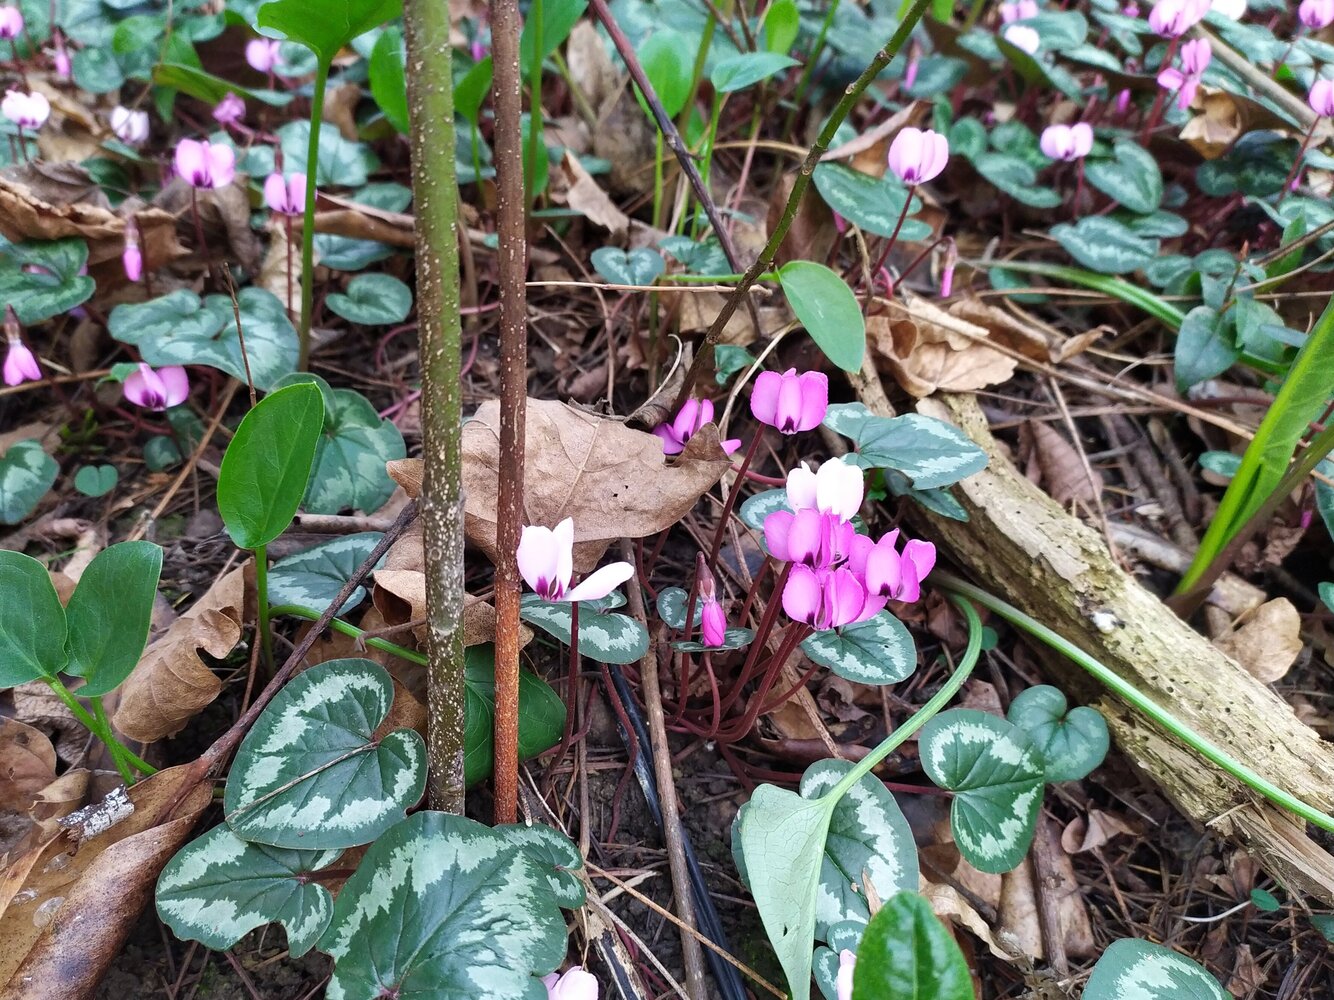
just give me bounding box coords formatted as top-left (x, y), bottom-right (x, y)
top-left (849, 530), bottom-right (937, 603)
top-left (783, 565), bottom-right (883, 631)
top-left (1310, 78), bottom-right (1334, 117)
top-left (264, 172), bottom-right (307, 216)
top-left (2, 90), bottom-right (49, 130)
top-left (1000, 0), bottom-right (1038, 21)
top-left (212, 92), bottom-right (245, 126)
top-left (0, 6), bottom-right (22, 38)
top-left (750, 368), bottom-right (828, 434)
top-left (1301, 0), bottom-right (1334, 28)
top-left (470, 37), bottom-right (488, 61)
top-left (1039, 122), bottom-right (1094, 161)
top-left (1002, 23), bottom-right (1041, 53)
top-left (764, 508), bottom-right (856, 569)
top-left (785, 458), bottom-right (863, 522)
top-left (940, 239), bottom-right (958, 298)
top-left (110, 106), bottom-right (150, 145)
top-left (174, 139), bottom-right (236, 189)
top-left (836, 950), bottom-right (856, 1000)
top-left (123, 218), bottom-right (142, 282)
top-left (3, 337), bottom-right (40, 386)
top-left (1158, 38), bottom-right (1211, 110)
top-left (888, 127), bottom-right (950, 185)
top-left (246, 38), bottom-right (282, 73)
top-left (518, 518), bottom-right (634, 603)
top-left (123, 364), bottom-right (189, 410)
top-left (52, 37), bottom-right (71, 78)
top-left (543, 968), bottom-right (598, 1000)
top-left (1147, 0), bottom-right (1209, 36)
top-left (653, 397), bottom-right (740, 455)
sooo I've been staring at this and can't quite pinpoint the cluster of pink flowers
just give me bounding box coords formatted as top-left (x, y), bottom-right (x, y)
top-left (1157, 37), bottom-right (1212, 109)
top-left (1147, 0), bottom-right (1210, 36)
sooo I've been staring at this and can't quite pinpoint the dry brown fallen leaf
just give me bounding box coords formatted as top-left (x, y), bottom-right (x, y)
top-left (112, 567), bottom-right (247, 743)
top-left (1214, 598), bottom-right (1303, 684)
top-left (0, 723), bottom-right (56, 817)
top-left (1060, 809), bottom-right (1136, 854)
top-left (153, 178), bottom-right (262, 274)
top-left (552, 151), bottom-right (629, 236)
top-left (1020, 420), bottom-right (1101, 507)
top-left (566, 21), bottom-right (622, 114)
top-left (998, 827), bottom-right (1095, 962)
top-left (870, 297), bottom-right (1018, 396)
top-left (0, 765), bottom-right (212, 1000)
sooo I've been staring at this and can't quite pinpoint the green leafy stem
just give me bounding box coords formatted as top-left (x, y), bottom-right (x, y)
top-left (45, 678), bottom-right (156, 784)
top-left (268, 604), bottom-right (428, 665)
top-left (932, 571), bottom-right (1334, 835)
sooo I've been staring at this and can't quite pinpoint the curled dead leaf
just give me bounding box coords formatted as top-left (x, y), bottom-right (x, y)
top-left (112, 568), bottom-right (246, 743)
top-left (870, 297), bottom-right (1018, 397)
top-left (1019, 420), bottom-right (1100, 507)
top-left (1214, 598), bottom-right (1303, 684)
top-left (553, 151), bottom-right (629, 236)
top-left (0, 723), bottom-right (56, 816)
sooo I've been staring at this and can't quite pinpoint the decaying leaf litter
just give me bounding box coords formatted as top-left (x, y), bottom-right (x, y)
top-left (0, 0), bottom-right (1332, 997)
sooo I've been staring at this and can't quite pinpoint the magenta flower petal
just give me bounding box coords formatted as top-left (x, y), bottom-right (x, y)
top-left (782, 564), bottom-right (823, 625)
top-left (124, 363), bottom-right (188, 410)
top-left (1302, 0), bottom-right (1334, 29)
top-left (864, 534), bottom-right (903, 598)
top-left (749, 370), bottom-right (781, 425)
top-left (122, 242), bottom-right (143, 282)
top-left (157, 366), bottom-right (190, 407)
top-left (763, 510), bottom-right (796, 562)
top-left (653, 423), bottom-right (685, 455)
top-left (3, 340), bottom-right (40, 386)
top-left (701, 599), bottom-right (727, 646)
top-left (246, 38), bottom-right (281, 72)
top-left (787, 508), bottom-right (825, 566)
top-left (826, 568), bottom-right (870, 628)
top-left (0, 6), bottom-right (24, 39)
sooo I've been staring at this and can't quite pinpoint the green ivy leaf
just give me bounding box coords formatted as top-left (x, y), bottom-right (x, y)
top-left (0, 550), bottom-right (67, 686)
top-left (851, 891), bottom-right (973, 1000)
top-left (326, 273), bottom-right (413, 326)
top-left (918, 708), bottom-right (1045, 874)
top-left (812, 163), bottom-right (932, 241)
top-left (0, 238), bottom-right (96, 324)
top-left (267, 532), bottom-right (386, 610)
top-left (462, 645), bottom-right (567, 787)
top-left (1006, 685), bottom-right (1109, 783)
top-left (319, 811), bottom-right (570, 999)
top-left (0, 439), bottom-right (57, 525)
top-left (73, 464), bottom-right (118, 498)
top-left (1084, 940), bottom-right (1227, 1000)
top-left (368, 26), bottom-right (408, 134)
top-left (823, 403), bottom-right (988, 490)
top-left (218, 382), bottom-right (326, 550)
top-left (800, 760), bottom-right (918, 936)
top-left (256, 0), bottom-right (401, 66)
top-left (157, 824), bottom-right (343, 958)
top-left (1051, 217), bottom-right (1159, 275)
top-left (224, 658), bottom-right (426, 849)
top-left (519, 592), bottom-right (649, 665)
top-left (64, 541), bottom-right (162, 697)
top-left (1175, 305), bottom-right (1240, 390)
top-left (710, 51), bottom-right (799, 92)
top-left (591, 246), bottom-right (665, 285)
top-left (801, 612), bottom-right (916, 685)
top-left (304, 385), bottom-right (406, 515)
top-left (1085, 139), bottom-right (1163, 214)
top-left (778, 260), bottom-right (865, 372)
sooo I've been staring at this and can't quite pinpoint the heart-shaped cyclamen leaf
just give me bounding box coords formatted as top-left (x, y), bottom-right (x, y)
top-left (224, 658), bottom-right (426, 849)
top-left (304, 387), bottom-right (407, 514)
top-left (1084, 139), bottom-right (1162, 215)
top-left (918, 708), bottom-right (1045, 874)
top-left (850, 891), bottom-right (973, 1000)
top-left (777, 260), bottom-right (865, 372)
top-left (799, 759), bottom-right (918, 937)
top-left (73, 464), bottom-right (118, 497)
top-left (1006, 685), bottom-right (1109, 783)
top-left (156, 823), bottom-right (343, 958)
top-left (801, 611), bottom-right (917, 685)
top-left (739, 487), bottom-right (791, 532)
top-left (326, 273), bottom-right (413, 326)
top-left (267, 532), bottom-right (386, 611)
top-left (0, 439), bottom-right (58, 525)
top-left (655, 587), bottom-right (702, 630)
top-left (493, 822), bottom-right (586, 908)
top-left (812, 163), bottom-right (931, 242)
top-left (1083, 939), bottom-right (1227, 1000)
top-left (0, 237), bottom-right (96, 324)
top-left (590, 246), bottom-right (665, 285)
top-left (64, 541), bottom-right (163, 697)
top-left (319, 811), bottom-right (570, 1000)
top-left (823, 404), bottom-right (988, 490)
top-left (461, 644), bottom-right (566, 787)
top-left (1051, 217), bottom-right (1158, 275)
top-left (519, 592), bottom-right (649, 665)
top-left (0, 550), bottom-right (67, 686)
top-left (813, 923), bottom-right (865, 1000)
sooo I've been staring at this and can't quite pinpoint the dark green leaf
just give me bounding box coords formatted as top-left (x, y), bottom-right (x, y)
top-left (710, 51), bottom-right (799, 93)
top-left (277, 120), bottom-right (378, 187)
top-left (0, 550), bottom-right (67, 685)
top-left (762, 0), bottom-right (799, 53)
top-left (0, 439), bottom-right (57, 525)
top-left (1084, 939), bottom-right (1227, 1000)
top-left (1085, 140), bottom-right (1163, 214)
top-left (256, 0), bottom-right (402, 66)
top-left (519, 0), bottom-right (588, 72)
top-left (973, 153), bottom-right (1063, 208)
top-left (637, 31), bottom-right (693, 119)
top-left (1006, 685), bottom-right (1109, 783)
top-left (64, 541), bottom-right (162, 696)
top-left (493, 822), bottom-right (586, 908)
top-left (326, 273), bottom-right (413, 326)
top-left (1175, 306), bottom-right (1240, 390)
top-left (462, 644), bottom-right (567, 787)
top-left (811, 163), bottom-right (931, 241)
top-left (304, 385), bottom-right (406, 514)
top-left (152, 63), bottom-right (293, 107)
top-left (1051, 217), bottom-right (1159, 275)
top-left (368, 26), bottom-right (409, 133)
top-left (823, 403), bottom-right (988, 490)
top-left (519, 592), bottom-right (649, 664)
top-left (0, 238), bottom-right (95, 324)
top-left (851, 891), bottom-right (973, 1000)
top-left (455, 57), bottom-right (494, 126)
top-left (778, 260), bottom-right (865, 372)
top-left (591, 246), bottom-right (665, 285)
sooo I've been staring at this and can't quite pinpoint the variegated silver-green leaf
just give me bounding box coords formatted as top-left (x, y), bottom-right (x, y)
top-left (800, 760), bottom-right (918, 937)
top-left (320, 811), bottom-right (568, 1000)
top-left (1007, 685), bottom-right (1109, 783)
top-left (267, 532), bottom-right (386, 610)
top-left (672, 626), bottom-right (755, 652)
top-left (814, 923), bottom-right (865, 1000)
top-left (1084, 939), bottom-right (1227, 1000)
top-left (740, 488), bottom-right (791, 532)
top-left (225, 658), bottom-right (426, 850)
top-left (0, 439), bottom-right (58, 526)
top-left (918, 709), bottom-right (1044, 874)
top-left (823, 404), bottom-right (988, 490)
top-left (156, 824), bottom-right (342, 957)
top-left (304, 387), bottom-right (407, 515)
top-left (494, 822), bottom-right (586, 908)
top-left (801, 612), bottom-right (916, 685)
top-left (520, 593), bottom-right (648, 665)
top-left (656, 586), bottom-right (702, 629)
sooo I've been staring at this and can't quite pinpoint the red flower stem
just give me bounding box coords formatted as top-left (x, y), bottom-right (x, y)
top-left (1278, 121), bottom-right (1318, 206)
top-left (865, 184), bottom-right (917, 304)
top-left (719, 562), bottom-right (792, 716)
top-left (706, 430), bottom-right (763, 566)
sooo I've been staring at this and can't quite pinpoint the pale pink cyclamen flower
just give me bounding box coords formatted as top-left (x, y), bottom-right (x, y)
top-left (0, 6), bottom-right (22, 38)
top-left (750, 368), bottom-right (828, 433)
top-left (123, 364), bottom-right (189, 410)
top-left (1002, 23), bottom-right (1041, 53)
top-left (246, 38), bottom-right (282, 73)
top-left (470, 37), bottom-right (488, 61)
top-left (518, 518), bottom-right (634, 603)
top-left (1039, 122), bottom-right (1094, 161)
top-left (1147, 0), bottom-right (1210, 36)
top-left (263, 172), bottom-right (308, 216)
top-left (785, 458), bottom-right (864, 522)
top-left (110, 106), bottom-right (150, 145)
top-left (783, 565), bottom-right (884, 630)
top-left (212, 92), bottom-right (245, 126)
top-left (1210, 0), bottom-right (1244, 18)
top-left (174, 139), bottom-right (236, 188)
top-left (888, 127), bottom-right (949, 184)
top-left (653, 397), bottom-right (741, 455)
top-left (51, 33), bottom-right (71, 77)
top-left (849, 529), bottom-right (937, 603)
top-left (836, 950), bottom-right (856, 1000)
top-left (543, 967), bottom-right (598, 1000)
top-left (123, 218), bottom-right (142, 282)
top-left (3, 338), bottom-right (40, 386)
top-left (999, 0), bottom-right (1038, 22)
top-left (2, 90), bottom-right (49, 129)
top-left (1310, 78), bottom-right (1334, 117)
top-left (1157, 38), bottom-right (1211, 110)
top-left (1300, 0), bottom-right (1334, 28)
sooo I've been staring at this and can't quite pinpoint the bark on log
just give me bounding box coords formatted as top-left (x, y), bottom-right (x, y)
top-left (892, 392), bottom-right (1334, 903)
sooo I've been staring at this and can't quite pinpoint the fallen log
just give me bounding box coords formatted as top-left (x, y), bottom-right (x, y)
top-left (887, 391), bottom-right (1334, 902)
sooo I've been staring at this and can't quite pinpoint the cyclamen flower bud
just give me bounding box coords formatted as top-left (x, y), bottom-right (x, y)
top-left (1300, 0), bottom-right (1334, 29)
top-left (940, 239), bottom-right (958, 298)
top-left (836, 951), bottom-right (856, 1000)
top-left (3, 309), bottom-right (40, 387)
top-left (122, 218), bottom-right (142, 283)
top-left (887, 127), bottom-right (950, 185)
top-left (543, 967), bottom-right (598, 1000)
top-left (0, 6), bottom-right (23, 39)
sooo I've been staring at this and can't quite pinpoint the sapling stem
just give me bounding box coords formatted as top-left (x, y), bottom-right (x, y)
top-left (931, 572), bottom-right (1334, 835)
top-left (253, 544), bottom-right (274, 671)
top-left (91, 696), bottom-right (156, 780)
top-left (296, 60), bottom-right (328, 370)
top-left (267, 604), bottom-right (429, 665)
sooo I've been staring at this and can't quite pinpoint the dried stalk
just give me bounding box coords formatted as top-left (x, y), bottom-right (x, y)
top-left (404, 0), bottom-right (469, 812)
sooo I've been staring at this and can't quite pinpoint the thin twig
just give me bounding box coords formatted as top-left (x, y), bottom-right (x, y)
top-left (222, 263), bottom-right (257, 407)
